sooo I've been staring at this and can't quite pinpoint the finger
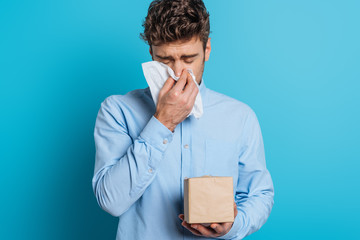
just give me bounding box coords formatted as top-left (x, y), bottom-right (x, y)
top-left (178, 214), bottom-right (184, 220)
top-left (183, 72), bottom-right (198, 102)
top-left (160, 77), bottom-right (176, 95)
top-left (191, 224), bottom-right (217, 236)
top-left (172, 69), bottom-right (188, 92)
top-left (181, 221), bottom-right (202, 236)
top-left (210, 223), bottom-right (225, 234)
top-left (186, 83), bottom-right (199, 105)
top-left (182, 72), bottom-right (197, 97)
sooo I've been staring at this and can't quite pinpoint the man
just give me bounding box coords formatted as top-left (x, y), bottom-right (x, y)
top-left (92, 0), bottom-right (274, 239)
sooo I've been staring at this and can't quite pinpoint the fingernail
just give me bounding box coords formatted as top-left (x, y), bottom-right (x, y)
top-left (192, 225), bottom-right (197, 229)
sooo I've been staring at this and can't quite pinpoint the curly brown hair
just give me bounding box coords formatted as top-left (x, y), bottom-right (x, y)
top-left (140, 0), bottom-right (210, 50)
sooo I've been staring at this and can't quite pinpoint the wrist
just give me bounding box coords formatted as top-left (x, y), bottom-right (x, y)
top-left (154, 113), bottom-right (177, 132)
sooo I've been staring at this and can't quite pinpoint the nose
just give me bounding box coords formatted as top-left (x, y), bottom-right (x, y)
top-left (172, 61), bottom-right (185, 78)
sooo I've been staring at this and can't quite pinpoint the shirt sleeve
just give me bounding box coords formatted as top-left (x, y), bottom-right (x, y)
top-left (92, 96), bottom-right (174, 217)
top-left (216, 109), bottom-right (274, 239)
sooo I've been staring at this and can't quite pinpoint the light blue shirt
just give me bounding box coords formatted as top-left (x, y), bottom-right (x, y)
top-left (92, 80), bottom-right (274, 239)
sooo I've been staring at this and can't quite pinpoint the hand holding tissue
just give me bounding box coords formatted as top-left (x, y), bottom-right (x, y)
top-left (142, 61), bottom-right (203, 119)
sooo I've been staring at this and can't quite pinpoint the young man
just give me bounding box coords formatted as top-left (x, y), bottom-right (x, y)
top-left (92, 0), bottom-right (274, 239)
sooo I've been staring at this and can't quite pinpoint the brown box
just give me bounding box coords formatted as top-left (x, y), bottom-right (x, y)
top-left (184, 176), bottom-right (234, 224)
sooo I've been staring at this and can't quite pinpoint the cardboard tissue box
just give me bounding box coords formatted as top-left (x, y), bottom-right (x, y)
top-left (184, 176), bottom-right (234, 225)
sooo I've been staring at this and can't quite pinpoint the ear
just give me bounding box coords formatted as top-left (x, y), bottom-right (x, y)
top-left (204, 38), bottom-right (211, 62)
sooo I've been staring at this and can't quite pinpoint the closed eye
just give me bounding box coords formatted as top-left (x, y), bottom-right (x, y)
top-left (184, 59), bottom-right (194, 64)
top-left (182, 54), bottom-right (198, 63)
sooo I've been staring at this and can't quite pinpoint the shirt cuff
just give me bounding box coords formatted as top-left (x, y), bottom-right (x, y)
top-left (215, 213), bottom-right (241, 239)
top-left (139, 116), bottom-right (174, 153)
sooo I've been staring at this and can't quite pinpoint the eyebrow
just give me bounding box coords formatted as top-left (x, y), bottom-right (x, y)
top-left (155, 53), bottom-right (199, 60)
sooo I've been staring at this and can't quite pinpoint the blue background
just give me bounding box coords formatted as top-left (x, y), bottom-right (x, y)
top-left (1, 0), bottom-right (359, 239)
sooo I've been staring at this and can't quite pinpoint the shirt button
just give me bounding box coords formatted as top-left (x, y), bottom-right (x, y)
top-left (184, 144), bottom-right (189, 149)
top-left (148, 168), bottom-right (153, 173)
top-left (163, 139), bottom-right (168, 144)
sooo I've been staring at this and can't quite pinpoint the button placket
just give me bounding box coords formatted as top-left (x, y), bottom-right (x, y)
top-left (180, 119), bottom-right (191, 202)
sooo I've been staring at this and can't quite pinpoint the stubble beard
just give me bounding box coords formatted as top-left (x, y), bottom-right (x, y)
top-left (197, 55), bottom-right (206, 85)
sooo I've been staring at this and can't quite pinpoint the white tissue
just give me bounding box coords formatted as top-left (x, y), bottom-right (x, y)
top-left (142, 61), bottom-right (203, 119)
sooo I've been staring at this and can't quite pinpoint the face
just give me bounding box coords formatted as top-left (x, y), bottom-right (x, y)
top-left (150, 36), bottom-right (211, 85)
